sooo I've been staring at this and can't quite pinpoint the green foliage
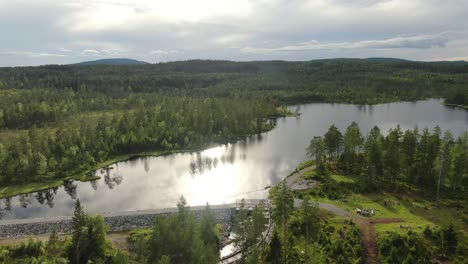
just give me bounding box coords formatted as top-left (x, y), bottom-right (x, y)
top-left (308, 122), bottom-right (467, 198)
top-left (379, 231), bottom-right (431, 263)
top-left (324, 125), bottom-right (343, 165)
top-left (0, 201), bottom-right (130, 264)
top-left (1, 58), bottom-right (467, 194)
top-left (270, 182), bottom-right (294, 263)
top-left (68, 199), bottom-right (113, 264)
top-left (385, 224), bottom-right (465, 262)
top-left (0, 96), bottom-right (282, 189)
top-left (265, 230), bottom-right (282, 264)
top-left (145, 197), bottom-right (220, 263)
top-left (233, 199), bottom-right (268, 261)
top-left (281, 209), bottom-right (363, 264)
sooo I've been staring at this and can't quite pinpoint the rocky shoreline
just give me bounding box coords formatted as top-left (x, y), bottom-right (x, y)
top-left (0, 206), bottom-right (235, 239)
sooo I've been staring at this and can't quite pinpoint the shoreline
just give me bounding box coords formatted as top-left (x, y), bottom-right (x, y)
top-left (0, 205), bottom-right (236, 239)
top-left (0, 126), bottom-right (279, 199)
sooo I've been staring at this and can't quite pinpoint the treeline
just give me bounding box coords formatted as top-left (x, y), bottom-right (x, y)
top-left (307, 122), bottom-right (467, 198)
top-left (1, 58), bottom-right (467, 106)
top-left (0, 97), bottom-right (281, 186)
top-left (0, 197), bottom-right (222, 263)
top-left (445, 89), bottom-right (468, 106)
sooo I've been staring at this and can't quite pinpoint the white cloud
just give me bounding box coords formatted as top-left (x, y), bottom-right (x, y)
top-left (80, 49), bottom-right (120, 56)
top-left (1, 0), bottom-right (468, 65)
top-left (242, 34), bottom-right (451, 53)
top-left (150, 49), bottom-right (179, 55)
top-left (0, 51), bottom-right (66, 57)
top-left (81, 49), bottom-right (101, 56)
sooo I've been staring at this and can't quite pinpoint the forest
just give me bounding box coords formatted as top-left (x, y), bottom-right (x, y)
top-left (1, 58), bottom-right (468, 109)
top-left (0, 58), bottom-right (467, 263)
top-left (0, 96), bottom-right (283, 188)
top-left (1, 58), bottom-right (467, 194)
top-left (306, 122), bottom-right (467, 197)
top-left (300, 123), bottom-right (467, 263)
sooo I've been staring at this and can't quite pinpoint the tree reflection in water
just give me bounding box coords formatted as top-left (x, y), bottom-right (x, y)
top-left (90, 179), bottom-right (98, 190)
top-left (19, 193), bottom-right (33, 208)
top-left (190, 155), bottom-right (216, 175)
top-left (35, 187), bottom-right (58, 208)
top-left (103, 166), bottom-right (123, 189)
top-left (64, 180), bottom-right (78, 199)
top-left (0, 198), bottom-right (11, 218)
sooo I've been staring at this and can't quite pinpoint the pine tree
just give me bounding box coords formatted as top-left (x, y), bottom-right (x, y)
top-left (272, 182), bottom-right (294, 263)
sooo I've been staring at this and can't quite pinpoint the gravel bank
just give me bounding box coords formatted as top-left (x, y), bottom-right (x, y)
top-left (0, 205), bottom-right (236, 239)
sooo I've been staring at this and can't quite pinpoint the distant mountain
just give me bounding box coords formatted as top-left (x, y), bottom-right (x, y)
top-left (364, 57), bottom-right (411, 63)
top-left (76, 58), bottom-right (149, 65)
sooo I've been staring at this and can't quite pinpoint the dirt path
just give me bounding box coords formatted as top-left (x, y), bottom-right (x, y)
top-left (287, 165), bottom-right (405, 264)
top-left (359, 218), bottom-right (405, 264)
top-left (285, 166), bottom-right (315, 188)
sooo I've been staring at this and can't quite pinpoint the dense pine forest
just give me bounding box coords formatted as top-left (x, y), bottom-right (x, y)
top-left (300, 123), bottom-right (467, 263)
top-left (307, 122), bottom-right (467, 201)
top-left (0, 58), bottom-right (468, 195)
top-left (1, 59), bottom-right (468, 109)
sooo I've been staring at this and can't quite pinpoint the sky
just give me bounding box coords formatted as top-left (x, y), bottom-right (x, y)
top-left (1, 0), bottom-right (467, 66)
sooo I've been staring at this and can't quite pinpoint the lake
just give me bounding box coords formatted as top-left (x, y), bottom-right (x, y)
top-left (1, 99), bottom-right (467, 220)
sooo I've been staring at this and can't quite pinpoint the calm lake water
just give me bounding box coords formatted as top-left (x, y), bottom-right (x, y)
top-left (1, 99), bottom-right (467, 220)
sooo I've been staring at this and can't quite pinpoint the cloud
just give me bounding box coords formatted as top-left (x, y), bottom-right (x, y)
top-left (241, 34), bottom-right (450, 53)
top-left (81, 49), bottom-right (101, 56)
top-left (1, 0), bottom-right (468, 66)
top-left (0, 51), bottom-right (66, 57)
top-left (150, 50), bottom-right (180, 55)
top-left (80, 49), bottom-right (119, 56)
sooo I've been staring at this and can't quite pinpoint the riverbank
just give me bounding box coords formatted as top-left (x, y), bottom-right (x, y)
top-left (0, 204), bottom-right (235, 239)
top-left (0, 149), bottom-right (195, 199)
top-left (0, 107), bottom-right (295, 200)
top-left (444, 102), bottom-right (468, 109)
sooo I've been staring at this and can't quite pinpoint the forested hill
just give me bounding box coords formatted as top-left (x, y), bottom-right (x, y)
top-left (75, 58), bottom-right (149, 65)
top-left (0, 58), bottom-right (466, 196)
top-left (0, 58), bottom-right (467, 105)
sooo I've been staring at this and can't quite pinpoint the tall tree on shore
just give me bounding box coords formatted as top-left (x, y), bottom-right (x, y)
top-left (343, 122), bottom-right (364, 175)
top-left (401, 128), bottom-right (418, 185)
top-left (306, 136), bottom-right (326, 164)
top-left (272, 182), bottom-right (294, 264)
top-left (366, 126), bottom-right (383, 184)
top-left (450, 132), bottom-right (467, 192)
top-left (436, 131), bottom-right (453, 207)
top-left (324, 125), bottom-right (343, 164)
top-left (234, 199), bottom-right (249, 255)
top-left (383, 126), bottom-right (402, 187)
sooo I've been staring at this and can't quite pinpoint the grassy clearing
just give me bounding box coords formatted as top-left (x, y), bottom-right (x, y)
top-left (330, 174), bottom-right (355, 183)
top-left (285, 159), bottom-right (316, 178)
top-left (297, 169), bottom-right (467, 239)
top-left (296, 160), bottom-right (315, 171)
